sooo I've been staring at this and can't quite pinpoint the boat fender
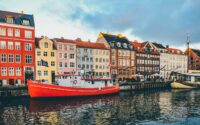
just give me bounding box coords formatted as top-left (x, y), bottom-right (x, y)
top-left (73, 80), bottom-right (77, 84)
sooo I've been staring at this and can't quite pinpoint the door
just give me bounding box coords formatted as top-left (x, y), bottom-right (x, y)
top-left (25, 67), bottom-right (34, 84)
top-left (9, 79), bottom-right (14, 85)
top-left (51, 71), bottom-right (55, 83)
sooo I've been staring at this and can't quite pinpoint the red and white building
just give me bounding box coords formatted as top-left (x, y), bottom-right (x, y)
top-left (0, 10), bottom-right (35, 85)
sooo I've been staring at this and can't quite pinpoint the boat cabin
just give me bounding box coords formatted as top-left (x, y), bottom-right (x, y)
top-left (171, 72), bottom-right (200, 83)
top-left (55, 74), bottom-right (114, 88)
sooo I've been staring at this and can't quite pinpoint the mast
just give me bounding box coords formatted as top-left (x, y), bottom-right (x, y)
top-left (187, 33), bottom-right (190, 72)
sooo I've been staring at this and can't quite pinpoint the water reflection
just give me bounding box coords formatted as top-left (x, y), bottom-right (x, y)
top-left (1, 90), bottom-right (200, 124)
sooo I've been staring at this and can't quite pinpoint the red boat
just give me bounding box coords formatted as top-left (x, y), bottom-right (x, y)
top-left (27, 74), bottom-right (120, 98)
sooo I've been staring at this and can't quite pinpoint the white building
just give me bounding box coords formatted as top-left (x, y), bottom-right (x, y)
top-left (160, 48), bottom-right (187, 79)
top-left (151, 43), bottom-right (187, 80)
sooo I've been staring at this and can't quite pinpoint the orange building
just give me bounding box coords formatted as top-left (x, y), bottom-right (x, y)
top-left (96, 32), bottom-right (134, 80)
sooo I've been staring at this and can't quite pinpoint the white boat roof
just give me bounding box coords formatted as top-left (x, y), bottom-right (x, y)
top-left (173, 72), bottom-right (200, 77)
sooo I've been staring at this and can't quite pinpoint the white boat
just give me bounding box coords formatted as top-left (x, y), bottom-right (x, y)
top-left (170, 72), bottom-right (200, 89)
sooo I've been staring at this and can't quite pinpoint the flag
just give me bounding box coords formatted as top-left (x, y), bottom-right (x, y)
top-left (41, 59), bottom-right (48, 67)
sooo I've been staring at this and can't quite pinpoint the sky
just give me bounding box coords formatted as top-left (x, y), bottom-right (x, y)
top-left (1, 0), bottom-right (200, 50)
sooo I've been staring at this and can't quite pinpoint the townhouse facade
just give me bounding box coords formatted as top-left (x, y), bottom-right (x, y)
top-left (152, 43), bottom-right (187, 79)
top-left (96, 32), bottom-right (134, 79)
top-left (185, 48), bottom-right (200, 71)
top-left (131, 41), bottom-right (160, 78)
top-left (160, 48), bottom-right (187, 79)
top-left (76, 40), bottom-right (110, 78)
top-left (0, 10), bottom-right (35, 85)
top-left (53, 38), bottom-right (76, 74)
top-left (35, 37), bottom-right (57, 83)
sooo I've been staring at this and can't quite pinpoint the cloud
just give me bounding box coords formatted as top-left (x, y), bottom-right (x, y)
top-left (1, 0), bottom-right (200, 46)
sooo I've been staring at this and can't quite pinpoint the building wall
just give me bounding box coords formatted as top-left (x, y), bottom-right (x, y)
top-left (0, 23), bottom-right (35, 85)
top-left (77, 47), bottom-right (94, 74)
top-left (160, 53), bottom-right (187, 79)
top-left (136, 52), bottom-right (160, 77)
top-left (35, 37), bottom-right (57, 83)
top-left (93, 49), bottom-right (110, 77)
top-left (56, 42), bottom-right (76, 74)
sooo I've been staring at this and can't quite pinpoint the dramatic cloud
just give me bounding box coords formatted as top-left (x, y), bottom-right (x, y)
top-left (1, 0), bottom-right (200, 47)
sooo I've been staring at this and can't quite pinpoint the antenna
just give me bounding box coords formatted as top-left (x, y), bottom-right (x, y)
top-left (187, 32), bottom-right (191, 72)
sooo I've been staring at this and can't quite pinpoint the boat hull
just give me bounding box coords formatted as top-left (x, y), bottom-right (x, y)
top-left (171, 82), bottom-right (196, 89)
top-left (27, 80), bottom-right (120, 98)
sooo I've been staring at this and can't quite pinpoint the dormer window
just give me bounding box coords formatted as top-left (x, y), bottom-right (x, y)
top-left (22, 19), bottom-right (30, 26)
top-left (6, 17), bottom-right (14, 24)
top-left (123, 43), bottom-right (127, 48)
top-left (117, 42), bottom-right (121, 47)
top-left (110, 42), bottom-right (115, 47)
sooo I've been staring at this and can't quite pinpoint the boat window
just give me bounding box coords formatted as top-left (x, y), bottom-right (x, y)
top-left (195, 76), bottom-right (200, 82)
top-left (110, 80), bottom-right (112, 83)
top-left (75, 77), bottom-right (77, 79)
top-left (92, 81), bottom-right (94, 84)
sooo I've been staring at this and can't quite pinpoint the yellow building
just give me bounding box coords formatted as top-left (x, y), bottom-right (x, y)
top-left (94, 48), bottom-right (110, 77)
top-left (35, 37), bottom-right (57, 83)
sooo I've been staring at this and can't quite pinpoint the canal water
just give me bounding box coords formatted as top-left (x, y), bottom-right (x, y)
top-left (0, 89), bottom-right (200, 125)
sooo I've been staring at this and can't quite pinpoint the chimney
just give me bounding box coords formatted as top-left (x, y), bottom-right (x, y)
top-left (21, 11), bottom-right (24, 14)
top-left (166, 45), bottom-right (169, 48)
top-left (41, 35), bottom-right (44, 38)
top-left (61, 37), bottom-right (64, 39)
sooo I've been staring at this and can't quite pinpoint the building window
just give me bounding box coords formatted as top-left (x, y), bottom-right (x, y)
top-left (70, 46), bottom-right (74, 51)
top-left (0, 28), bottom-right (6, 36)
top-left (22, 19), bottom-right (30, 26)
top-left (59, 53), bottom-right (62, 58)
top-left (16, 54), bottom-right (21, 63)
top-left (8, 54), bottom-right (14, 62)
top-left (1, 67), bottom-right (7, 76)
top-left (9, 67), bottom-right (14, 76)
top-left (64, 45), bottom-right (67, 50)
top-left (59, 45), bottom-right (62, 50)
top-left (25, 30), bottom-right (32, 38)
top-left (25, 43), bottom-right (32, 51)
top-left (44, 43), bottom-right (48, 48)
top-left (51, 52), bottom-right (54, 57)
top-left (6, 17), bottom-right (14, 24)
top-left (25, 55), bottom-right (32, 64)
top-left (44, 71), bottom-right (48, 76)
top-left (7, 28), bottom-right (13, 36)
top-left (64, 62), bottom-right (67, 67)
top-left (38, 70), bottom-right (41, 76)
top-left (64, 53), bottom-right (67, 59)
top-left (8, 42), bottom-right (13, 50)
top-left (16, 68), bottom-right (21, 76)
top-left (0, 41), bottom-right (6, 49)
top-left (37, 61), bottom-right (41, 66)
top-left (51, 61), bottom-right (55, 66)
top-left (15, 42), bottom-right (20, 50)
top-left (59, 62), bottom-right (62, 67)
top-left (44, 52), bottom-right (48, 56)
top-left (70, 54), bottom-right (74, 59)
top-left (70, 62), bottom-right (75, 67)
top-left (37, 51), bottom-right (41, 56)
top-left (1, 54), bottom-right (6, 62)
top-left (15, 29), bottom-right (20, 37)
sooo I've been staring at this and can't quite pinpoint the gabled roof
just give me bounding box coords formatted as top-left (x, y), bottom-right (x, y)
top-left (53, 38), bottom-right (76, 44)
top-left (192, 49), bottom-right (200, 57)
top-left (166, 48), bottom-right (184, 55)
top-left (101, 33), bottom-right (133, 50)
top-left (0, 10), bottom-right (34, 27)
top-left (75, 41), bottom-right (108, 50)
top-left (35, 37), bottom-right (57, 50)
top-left (152, 42), bottom-right (165, 49)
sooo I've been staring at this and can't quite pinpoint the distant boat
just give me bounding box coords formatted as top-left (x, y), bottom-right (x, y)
top-left (27, 74), bottom-right (120, 98)
top-left (170, 72), bottom-right (200, 89)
